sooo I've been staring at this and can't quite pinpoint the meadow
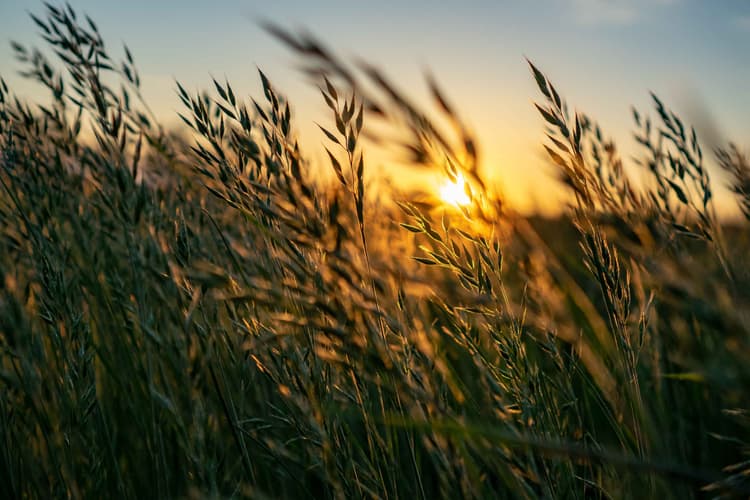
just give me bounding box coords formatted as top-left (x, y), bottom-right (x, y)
top-left (1, 4), bottom-right (749, 498)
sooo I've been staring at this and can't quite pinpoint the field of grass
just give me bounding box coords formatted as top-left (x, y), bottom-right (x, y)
top-left (1, 4), bottom-right (750, 498)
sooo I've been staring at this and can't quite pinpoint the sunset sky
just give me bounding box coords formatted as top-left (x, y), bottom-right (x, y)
top-left (2, 0), bottom-right (749, 214)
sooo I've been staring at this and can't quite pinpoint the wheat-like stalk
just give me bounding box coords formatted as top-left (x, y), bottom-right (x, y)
top-left (0, 3), bottom-right (748, 498)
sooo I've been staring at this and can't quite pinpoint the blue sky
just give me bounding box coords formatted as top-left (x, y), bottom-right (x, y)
top-left (1, 0), bottom-right (749, 214)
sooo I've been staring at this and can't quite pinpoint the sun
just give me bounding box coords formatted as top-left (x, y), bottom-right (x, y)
top-left (439, 173), bottom-right (471, 207)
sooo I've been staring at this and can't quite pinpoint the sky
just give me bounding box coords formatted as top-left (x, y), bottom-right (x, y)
top-left (1, 0), bottom-right (749, 215)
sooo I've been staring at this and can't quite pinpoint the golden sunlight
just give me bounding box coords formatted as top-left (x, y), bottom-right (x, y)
top-left (439, 173), bottom-right (471, 207)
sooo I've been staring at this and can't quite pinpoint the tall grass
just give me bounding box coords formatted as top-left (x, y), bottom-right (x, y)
top-left (1, 4), bottom-right (749, 498)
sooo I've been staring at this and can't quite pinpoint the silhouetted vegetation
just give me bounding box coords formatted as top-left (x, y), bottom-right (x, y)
top-left (1, 4), bottom-right (749, 498)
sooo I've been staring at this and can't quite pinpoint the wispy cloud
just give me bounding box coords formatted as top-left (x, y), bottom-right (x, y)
top-left (734, 15), bottom-right (750, 31)
top-left (569, 0), bottom-right (678, 26)
top-left (571, 0), bottom-right (636, 25)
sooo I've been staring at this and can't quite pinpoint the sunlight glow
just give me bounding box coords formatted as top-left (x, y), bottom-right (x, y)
top-left (439, 173), bottom-right (471, 207)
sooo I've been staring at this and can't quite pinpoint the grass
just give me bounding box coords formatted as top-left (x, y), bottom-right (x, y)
top-left (1, 3), bottom-right (749, 498)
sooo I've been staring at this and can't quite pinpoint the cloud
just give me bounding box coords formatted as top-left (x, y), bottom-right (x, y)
top-left (734, 15), bottom-right (750, 31)
top-left (571, 0), bottom-right (636, 25)
top-left (569, 0), bottom-right (679, 26)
